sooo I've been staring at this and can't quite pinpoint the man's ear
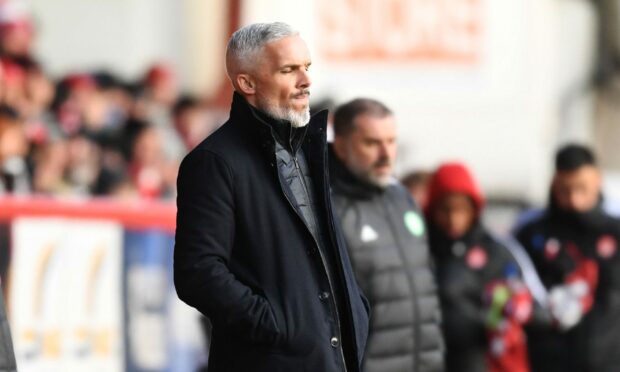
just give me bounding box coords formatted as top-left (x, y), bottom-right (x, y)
top-left (236, 74), bottom-right (255, 95)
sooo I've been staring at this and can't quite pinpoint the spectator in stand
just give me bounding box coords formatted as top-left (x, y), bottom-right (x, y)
top-left (139, 63), bottom-right (185, 161)
top-left (0, 58), bottom-right (26, 113)
top-left (0, 2), bottom-right (214, 201)
top-left (31, 138), bottom-right (70, 195)
top-left (93, 71), bottom-right (133, 122)
top-left (129, 125), bottom-right (176, 199)
top-left (0, 1), bottom-right (34, 59)
top-left (21, 58), bottom-right (60, 146)
top-left (142, 63), bottom-right (178, 109)
top-left (173, 95), bottom-right (212, 152)
top-left (65, 134), bottom-right (103, 195)
top-left (54, 73), bottom-right (99, 137)
top-left (0, 107), bottom-right (29, 194)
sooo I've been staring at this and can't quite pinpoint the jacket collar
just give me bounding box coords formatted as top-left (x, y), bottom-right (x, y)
top-left (229, 91), bottom-right (328, 151)
top-left (329, 145), bottom-right (384, 199)
top-left (249, 102), bottom-right (309, 155)
top-left (547, 193), bottom-right (608, 231)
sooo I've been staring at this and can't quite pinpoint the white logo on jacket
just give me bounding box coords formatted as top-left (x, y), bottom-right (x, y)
top-left (360, 225), bottom-right (379, 242)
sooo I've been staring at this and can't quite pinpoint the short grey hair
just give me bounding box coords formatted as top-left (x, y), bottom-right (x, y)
top-left (226, 22), bottom-right (299, 74)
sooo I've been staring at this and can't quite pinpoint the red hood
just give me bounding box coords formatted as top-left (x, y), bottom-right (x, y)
top-left (425, 162), bottom-right (484, 216)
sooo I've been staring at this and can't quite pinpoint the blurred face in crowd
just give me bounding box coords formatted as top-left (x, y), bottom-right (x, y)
top-left (67, 136), bottom-right (101, 187)
top-left (552, 165), bottom-right (601, 213)
top-left (0, 22), bottom-right (33, 57)
top-left (175, 106), bottom-right (209, 150)
top-left (2, 62), bottom-right (27, 111)
top-left (150, 74), bottom-right (177, 107)
top-left (0, 119), bottom-right (28, 162)
top-left (32, 140), bottom-right (69, 193)
top-left (333, 113), bottom-right (397, 188)
top-left (26, 68), bottom-right (55, 112)
top-left (132, 127), bottom-right (164, 167)
top-left (235, 35), bottom-right (312, 127)
top-left (432, 193), bottom-right (476, 239)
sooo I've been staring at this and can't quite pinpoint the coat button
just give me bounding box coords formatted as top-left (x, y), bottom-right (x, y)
top-left (330, 337), bottom-right (339, 348)
top-left (319, 291), bottom-right (330, 301)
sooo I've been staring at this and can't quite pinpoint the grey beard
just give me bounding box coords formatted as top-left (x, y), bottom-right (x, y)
top-left (345, 147), bottom-right (393, 188)
top-left (262, 105), bottom-right (310, 128)
top-left (352, 167), bottom-right (392, 189)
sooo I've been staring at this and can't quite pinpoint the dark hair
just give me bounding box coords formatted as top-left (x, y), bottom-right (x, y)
top-left (401, 170), bottom-right (432, 189)
top-left (333, 98), bottom-right (392, 136)
top-left (0, 104), bottom-right (20, 121)
top-left (173, 95), bottom-right (199, 118)
top-left (92, 70), bottom-right (126, 91)
top-left (555, 143), bottom-right (597, 171)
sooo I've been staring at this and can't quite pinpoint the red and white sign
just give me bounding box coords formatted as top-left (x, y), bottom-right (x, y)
top-left (317, 0), bottom-right (482, 63)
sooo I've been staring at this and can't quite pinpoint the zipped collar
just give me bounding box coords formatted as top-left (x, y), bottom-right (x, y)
top-left (228, 91), bottom-right (325, 154)
top-left (247, 101), bottom-right (308, 155)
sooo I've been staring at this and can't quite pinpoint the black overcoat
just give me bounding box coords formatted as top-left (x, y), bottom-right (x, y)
top-left (174, 93), bottom-right (369, 372)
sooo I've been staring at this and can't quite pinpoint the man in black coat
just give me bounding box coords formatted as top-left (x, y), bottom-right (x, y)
top-left (330, 98), bottom-right (444, 372)
top-left (174, 22), bottom-right (369, 372)
top-left (514, 144), bottom-right (619, 372)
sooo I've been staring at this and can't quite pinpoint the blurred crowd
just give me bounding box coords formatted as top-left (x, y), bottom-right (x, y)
top-left (0, 2), bottom-right (225, 200)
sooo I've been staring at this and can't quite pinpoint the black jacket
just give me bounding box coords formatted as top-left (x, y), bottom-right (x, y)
top-left (330, 152), bottom-right (444, 372)
top-left (515, 200), bottom-right (620, 372)
top-left (174, 93), bottom-right (369, 372)
top-left (428, 222), bottom-right (520, 372)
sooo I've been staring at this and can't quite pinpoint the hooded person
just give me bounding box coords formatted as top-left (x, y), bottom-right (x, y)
top-left (426, 162), bottom-right (533, 372)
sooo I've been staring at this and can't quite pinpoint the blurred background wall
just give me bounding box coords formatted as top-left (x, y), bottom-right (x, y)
top-left (27, 0), bottom-right (611, 204)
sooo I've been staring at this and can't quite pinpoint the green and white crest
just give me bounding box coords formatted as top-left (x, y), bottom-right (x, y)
top-left (404, 211), bottom-right (425, 237)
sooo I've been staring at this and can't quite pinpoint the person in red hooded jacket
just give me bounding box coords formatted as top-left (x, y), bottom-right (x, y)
top-left (425, 162), bottom-right (533, 372)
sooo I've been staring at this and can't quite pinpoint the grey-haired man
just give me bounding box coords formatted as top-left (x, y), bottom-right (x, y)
top-left (174, 22), bottom-right (370, 372)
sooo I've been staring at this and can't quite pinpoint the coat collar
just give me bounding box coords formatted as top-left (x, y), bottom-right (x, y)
top-left (428, 221), bottom-right (487, 259)
top-left (229, 91), bottom-right (328, 147)
top-left (546, 193), bottom-right (608, 231)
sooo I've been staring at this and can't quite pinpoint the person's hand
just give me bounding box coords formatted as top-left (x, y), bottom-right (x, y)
top-left (548, 280), bottom-right (588, 331)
